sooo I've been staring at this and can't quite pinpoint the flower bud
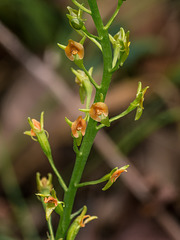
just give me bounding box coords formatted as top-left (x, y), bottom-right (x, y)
top-left (36, 172), bottom-right (52, 194)
top-left (134, 82), bottom-right (149, 120)
top-left (72, 68), bottom-right (93, 104)
top-left (24, 112), bottom-right (52, 159)
top-left (70, 18), bottom-right (84, 30)
top-left (66, 6), bottom-right (85, 30)
top-left (110, 27), bottom-right (130, 68)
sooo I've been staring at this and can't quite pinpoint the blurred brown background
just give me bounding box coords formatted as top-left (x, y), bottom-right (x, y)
top-left (0, 0), bottom-right (180, 239)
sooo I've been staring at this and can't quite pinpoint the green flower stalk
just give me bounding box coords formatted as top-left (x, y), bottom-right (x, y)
top-left (24, 112), bottom-right (67, 192)
top-left (25, 0), bottom-right (149, 239)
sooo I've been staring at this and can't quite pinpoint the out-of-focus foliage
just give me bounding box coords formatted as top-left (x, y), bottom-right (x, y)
top-left (0, 0), bottom-right (68, 51)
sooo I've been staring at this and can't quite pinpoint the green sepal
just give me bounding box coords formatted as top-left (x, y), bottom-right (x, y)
top-left (136, 81), bottom-right (142, 95)
top-left (36, 193), bottom-right (50, 198)
top-left (45, 202), bottom-right (56, 221)
top-left (100, 116), bottom-right (110, 127)
top-left (134, 82), bottom-right (149, 120)
top-left (79, 85), bottom-right (86, 104)
top-left (57, 43), bottom-right (66, 50)
top-left (23, 130), bottom-right (32, 136)
top-left (102, 180), bottom-right (113, 191)
top-left (36, 131), bottom-right (52, 159)
top-left (70, 207), bottom-right (84, 220)
top-left (135, 107), bottom-right (143, 121)
top-left (54, 202), bottom-right (64, 217)
top-left (75, 134), bottom-right (82, 146)
top-left (68, 16), bottom-right (84, 30)
top-left (65, 117), bottom-right (72, 127)
top-left (74, 54), bottom-right (84, 68)
top-left (79, 108), bottom-right (90, 113)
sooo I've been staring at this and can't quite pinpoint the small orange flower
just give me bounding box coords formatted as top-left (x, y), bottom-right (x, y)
top-left (44, 196), bottom-right (58, 207)
top-left (65, 39), bottom-right (84, 61)
top-left (31, 119), bottom-right (41, 136)
top-left (71, 116), bottom-right (86, 138)
top-left (110, 168), bottom-right (127, 183)
top-left (89, 102), bottom-right (108, 122)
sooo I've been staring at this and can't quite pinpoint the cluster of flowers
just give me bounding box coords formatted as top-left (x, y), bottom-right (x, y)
top-left (71, 101), bottom-right (108, 139)
top-left (58, 39), bottom-right (110, 141)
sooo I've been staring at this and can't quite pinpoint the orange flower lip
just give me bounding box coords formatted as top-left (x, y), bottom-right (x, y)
top-left (65, 39), bottom-right (84, 61)
top-left (89, 102), bottom-right (108, 122)
top-left (80, 215), bottom-right (91, 227)
top-left (71, 116), bottom-right (86, 138)
top-left (110, 169), bottom-right (126, 183)
top-left (44, 196), bottom-right (58, 207)
top-left (31, 119), bottom-right (41, 136)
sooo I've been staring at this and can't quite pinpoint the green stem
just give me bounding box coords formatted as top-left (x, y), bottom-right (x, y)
top-left (82, 26), bottom-right (100, 40)
top-left (97, 102), bottom-right (137, 130)
top-left (73, 138), bottom-right (80, 155)
top-left (48, 155), bottom-right (68, 192)
top-left (48, 217), bottom-right (55, 240)
top-left (104, 0), bottom-right (124, 30)
top-left (75, 177), bottom-right (108, 188)
top-left (55, 119), bottom-right (98, 239)
top-left (72, 0), bottom-right (92, 14)
top-left (55, 0), bottom-right (114, 238)
top-left (70, 207), bottom-right (84, 220)
top-left (88, 1), bottom-right (113, 98)
top-left (82, 64), bottom-right (100, 89)
top-left (109, 106), bottom-right (136, 122)
top-left (82, 30), bottom-right (102, 51)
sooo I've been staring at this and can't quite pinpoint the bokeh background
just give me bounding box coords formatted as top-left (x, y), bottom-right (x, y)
top-left (0, 0), bottom-right (180, 239)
